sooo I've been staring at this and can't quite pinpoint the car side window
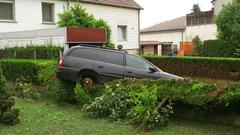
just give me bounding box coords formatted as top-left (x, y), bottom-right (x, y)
top-left (97, 51), bottom-right (124, 65)
top-left (126, 55), bottom-right (152, 70)
top-left (69, 48), bottom-right (97, 60)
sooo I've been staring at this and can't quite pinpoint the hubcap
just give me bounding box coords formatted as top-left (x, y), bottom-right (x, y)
top-left (82, 77), bottom-right (93, 87)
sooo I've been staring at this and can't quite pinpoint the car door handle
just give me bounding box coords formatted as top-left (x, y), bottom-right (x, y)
top-left (127, 71), bottom-right (133, 73)
top-left (98, 66), bottom-right (104, 69)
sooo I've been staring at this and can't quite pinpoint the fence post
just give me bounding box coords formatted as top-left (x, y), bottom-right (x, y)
top-left (14, 51), bottom-right (17, 58)
top-left (34, 50), bottom-right (37, 59)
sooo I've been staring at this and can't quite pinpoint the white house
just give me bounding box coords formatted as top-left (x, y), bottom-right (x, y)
top-left (140, 16), bottom-right (186, 55)
top-left (0, 0), bottom-right (142, 53)
top-left (140, 0), bottom-right (232, 55)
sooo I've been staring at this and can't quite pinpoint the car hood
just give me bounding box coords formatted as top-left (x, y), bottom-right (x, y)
top-left (158, 72), bottom-right (183, 80)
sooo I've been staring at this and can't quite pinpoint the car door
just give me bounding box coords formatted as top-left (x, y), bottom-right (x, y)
top-left (124, 54), bottom-right (160, 79)
top-left (94, 51), bottom-right (124, 82)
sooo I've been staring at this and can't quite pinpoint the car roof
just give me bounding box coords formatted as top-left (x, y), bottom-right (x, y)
top-left (68, 45), bottom-right (128, 54)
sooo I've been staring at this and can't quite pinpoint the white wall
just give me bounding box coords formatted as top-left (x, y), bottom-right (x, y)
top-left (73, 2), bottom-right (140, 51)
top-left (0, 0), bottom-right (67, 32)
top-left (140, 30), bottom-right (184, 49)
top-left (185, 24), bottom-right (217, 41)
top-left (214, 0), bottom-right (232, 14)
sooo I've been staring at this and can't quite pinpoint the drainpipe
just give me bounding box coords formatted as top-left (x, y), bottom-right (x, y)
top-left (138, 10), bottom-right (141, 54)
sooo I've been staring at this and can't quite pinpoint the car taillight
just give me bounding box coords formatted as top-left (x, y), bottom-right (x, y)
top-left (57, 57), bottom-right (64, 68)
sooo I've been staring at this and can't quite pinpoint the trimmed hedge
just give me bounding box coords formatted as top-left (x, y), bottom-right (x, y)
top-left (0, 59), bottom-right (55, 83)
top-left (200, 40), bottom-right (240, 58)
top-left (1, 45), bottom-right (63, 59)
top-left (144, 56), bottom-right (240, 80)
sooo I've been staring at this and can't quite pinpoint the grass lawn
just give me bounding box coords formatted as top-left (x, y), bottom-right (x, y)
top-left (1, 99), bottom-right (240, 135)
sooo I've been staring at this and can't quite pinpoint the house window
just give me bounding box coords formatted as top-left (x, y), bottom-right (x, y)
top-left (0, 0), bottom-right (14, 21)
top-left (42, 2), bottom-right (54, 23)
top-left (118, 25), bottom-right (127, 41)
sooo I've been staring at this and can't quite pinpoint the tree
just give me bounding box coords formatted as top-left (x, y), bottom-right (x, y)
top-left (58, 4), bottom-right (114, 48)
top-left (215, 0), bottom-right (240, 55)
top-left (191, 4), bottom-right (201, 13)
top-left (192, 36), bottom-right (202, 55)
top-left (0, 64), bottom-right (20, 125)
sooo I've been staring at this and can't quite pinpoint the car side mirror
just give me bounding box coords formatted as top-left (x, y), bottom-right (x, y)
top-left (149, 67), bottom-right (157, 73)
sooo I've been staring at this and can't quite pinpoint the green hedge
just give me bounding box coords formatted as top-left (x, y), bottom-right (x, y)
top-left (200, 40), bottom-right (240, 58)
top-left (1, 45), bottom-right (63, 59)
top-left (144, 56), bottom-right (240, 80)
top-left (0, 59), bottom-right (55, 83)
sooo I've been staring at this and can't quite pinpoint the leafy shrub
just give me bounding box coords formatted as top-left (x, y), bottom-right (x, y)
top-left (83, 79), bottom-right (174, 129)
top-left (2, 45), bottom-right (63, 59)
top-left (37, 62), bottom-right (76, 103)
top-left (15, 77), bottom-right (41, 101)
top-left (218, 83), bottom-right (240, 110)
top-left (144, 55), bottom-right (240, 80)
top-left (200, 40), bottom-right (239, 58)
top-left (192, 36), bottom-right (202, 55)
top-left (74, 84), bottom-right (91, 106)
top-left (0, 64), bottom-right (20, 125)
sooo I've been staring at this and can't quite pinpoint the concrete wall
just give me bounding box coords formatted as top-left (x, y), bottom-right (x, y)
top-left (185, 24), bottom-right (217, 41)
top-left (0, 0), bottom-right (67, 32)
top-left (73, 2), bottom-right (140, 51)
top-left (214, 0), bottom-right (232, 14)
top-left (0, 28), bottom-right (66, 48)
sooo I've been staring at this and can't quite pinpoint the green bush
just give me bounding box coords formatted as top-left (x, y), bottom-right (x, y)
top-left (83, 78), bottom-right (240, 129)
top-left (74, 84), bottom-right (91, 106)
top-left (0, 59), bottom-right (54, 83)
top-left (83, 79), bottom-right (174, 129)
top-left (37, 61), bottom-right (76, 103)
top-left (0, 64), bottom-right (20, 125)
top-left (14, 77), bottom-right (41, 101)
top-left (192, 36), bottom-right (202, 55)
top-left (2, 45), bottom-right (63, 59)
top-left (200, 40), bottom-right (239, 58)
top-left (144, 55), bottom-right (240, 80)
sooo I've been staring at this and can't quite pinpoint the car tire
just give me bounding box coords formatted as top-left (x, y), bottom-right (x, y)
top-left (79, 71), bottom-right (98, 88)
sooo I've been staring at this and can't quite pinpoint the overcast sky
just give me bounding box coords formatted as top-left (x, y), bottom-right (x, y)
top-left (134, 0), bottom-right (213, 29)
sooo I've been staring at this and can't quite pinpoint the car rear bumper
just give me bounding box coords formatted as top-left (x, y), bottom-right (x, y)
top-left (56, 67), bottom-right (79, 82)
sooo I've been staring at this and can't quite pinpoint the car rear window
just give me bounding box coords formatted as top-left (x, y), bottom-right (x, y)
top-left (69, 48), bottom-right (97, 60)
top-left (97, 51), bottom-right (124, 65)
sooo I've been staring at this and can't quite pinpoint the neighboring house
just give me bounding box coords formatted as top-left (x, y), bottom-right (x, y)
top-left (0, 0), bottom-right (142, 54)
top-left (140, 16), bottom-right (185, 55)
top-left (140, 0), bottom-right (232, 55)
top-left (185, 10), bottom-right (217, 42)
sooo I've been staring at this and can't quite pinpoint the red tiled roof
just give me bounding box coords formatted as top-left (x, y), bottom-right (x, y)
top-left (141, 16), bottom-right (186, 33)
top-left (140, 41), bottom-right (161, 46)
top-left (72, 0), bottom-right (142, 10)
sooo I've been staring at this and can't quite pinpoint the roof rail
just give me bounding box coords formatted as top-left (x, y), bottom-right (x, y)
top-left (77, 44), bottom-right (128, 53)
